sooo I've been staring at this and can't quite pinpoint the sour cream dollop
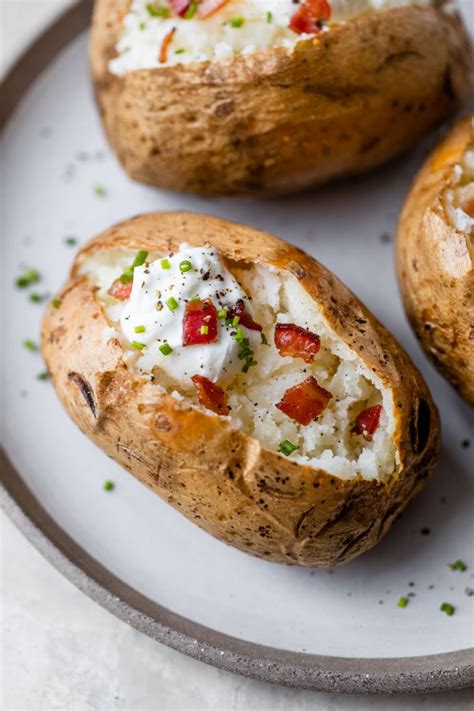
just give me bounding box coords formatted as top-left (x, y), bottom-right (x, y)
top-left (120, 244), bottom-right (260, 386)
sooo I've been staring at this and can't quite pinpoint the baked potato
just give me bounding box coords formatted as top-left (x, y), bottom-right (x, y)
top-left (89, 0), bottom-right (472, 196)
top-left (397, 115), bottom-right (474, 406)
top-left (42, 212), bottom-right (440, 566)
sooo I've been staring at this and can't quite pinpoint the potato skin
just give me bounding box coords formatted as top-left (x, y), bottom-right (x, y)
top-left (397, 115), bottom-right (474, 406)
top-left (90, 1), bottom-right (472, 196)
top-left (42, 212), bottom-right (439, 566)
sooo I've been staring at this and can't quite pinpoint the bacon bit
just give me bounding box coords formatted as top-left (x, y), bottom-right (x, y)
top-left (108, 278), bottom-right (132, 301)
top-left (197, 0), bottom-right (229, 19)
top-left (276, 376), bottom-right (332, 426)
top-left (192, 375), bottom-right (229, 416)
top-left (351, 404), bottom-right (383, 441)
top-left (171, 0), bottom-right (192, 15)
top-left (274, 323), bottom-right (320, 363)
top-left (289, 0), bottom-right (331, 35)
top-left (183, 299), bottom-right (218, 345)
top-left (159, 28), bottom-right (176, 64)
top-left (228, 300), bottom-right (262, 332)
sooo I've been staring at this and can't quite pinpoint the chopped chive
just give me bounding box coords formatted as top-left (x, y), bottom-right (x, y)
top-left (234, 327), bottom-right (244, 343)
top-left (217, 309), bottom-right (228, 319)
top-left (184, 0), bottom-right (198, 19)
top-left (51, 298), bottom-right (62, 309)
top-left (64, 236), bottom-right (78, 246)
top-left (103, 480), bottom-right (114, 491)
top-left (200, 325), bottom-right (209, 335)
top-left (160, 258), bottom-right (171, 270)
top-left (23, 339), bottom-right (37, 352)
top-left (190, 296), bottom-right (200, 302)
top-left (132, 250), bottom-right (149, 268)
top-left (159, 342), bottom-right (173, 356)
top-left (232, 315), bottom-right (240, 327)
top-left (440, 602), bottom-right (455, 616)
top-left (166, 296), bottom-right (179, 311)
top-left (229, 16), bottom-right (245, 27)
top-left (37, 371), bottom-right (49, 381)
top-left (16, 268), bottom-right (40, 289)
top-left (146, 3), bottom-right (170, 17)
top-left (120, 272), bottom-right (133, 284)
top-left (279, 439), bottom-right (299, 456)
top-left (134, 325), bottom-right (146, 333)
top-left (242, 359), bottom-right (257, 373)
top-left (238, 347), bottom-right (253, 360)
top-left (266, 10), bottom-right (273, 23)
top-left (260, 332), bottom-right (268, 345)
top-left (179, 260), bottom-right (193, 272)
top-left (453, 560), bottom-right (467, 572)
top-left (29, 293), bottom-right (46, 303)
top-left (175, 48), bottom-right (185, 54)
top-left (397, 596), bottom-right (409, 608)
top-left (139, 21), bottom-right (147, 29)
top-left (93, 184), bottom-right (107, 197)
top-left (132, 341), bottom-right (146, 350)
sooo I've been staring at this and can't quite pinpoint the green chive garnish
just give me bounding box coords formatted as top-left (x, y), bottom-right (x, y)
top-left (175, 48), bottom-right (185, 54)
top-left (52, 298), bottom-right (62, 309)
top-left (160, 258), bottom-right (171, 270)
top-left (93, 184), bottom-right (106, 197)
top-left (232, 315), bottom-right (240, 327)
top-left (452, 560), bottom-right (467, 572)
top-left (64, 236), bottom-right (78, 246)
top-left (229, 16), bottom-right (245, 28)
top-left (139, 21), bottom-right (147, 29)
top-left (184, 0), bottom-right (198, 19)
top-left (440, 602), bottom-right (455, 616)
top-left (217, 309), bottom-right (228, 319)
top-left (159, 343), bottom-right (173, 356)
top-left (279, 440), bottom-right (299, 456)
top-left (16, 268), bottom-right (40, 289)
top-left (29, 293), bottom-right (45, 303)
top-left (23, 339), bottom-right (37, 352)
top-left (103, 480), bottom-right (114, 491)
top-left (166, 296), bottom-right (179, 311)
top-left (261, 332), bottom-right (268, 345)
top-left (132, 341), bottom-right (145, 350)
top-left (266, 11), bottom-right (273, 23)
top-left (234, 327), bottom-right (244, 343)
top-left (242, 360), bottom-right (257, 374)
top-left (397, 597), bottom-right (409, 608)
top-left (134, 325), bottom-right (145, 334)
top-left (146, 3), bottom-right (170, 17)
top-left (37, 371), bottom-right (49, 381)
top-left (200, 325), bottom-right (209, 335)
top-left (179, 260), bottom-right (193, 272)
top-left (132, 250), bottom-right (149, 268)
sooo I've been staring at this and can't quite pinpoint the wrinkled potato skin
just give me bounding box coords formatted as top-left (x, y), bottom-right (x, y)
top-left (42, 213), bottom-right (440, 566)
top-left (397, 116), bottom-right (474, 406)
top-left (90, 2), bottom-right (472, 196)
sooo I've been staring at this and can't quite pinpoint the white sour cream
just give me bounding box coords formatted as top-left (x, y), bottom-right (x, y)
top-left (446, 148), bottom-right (474, 235)
top-left (109, 0), bottom-right (434, 74)
top-left (120, 244), bottom-right (260, 385)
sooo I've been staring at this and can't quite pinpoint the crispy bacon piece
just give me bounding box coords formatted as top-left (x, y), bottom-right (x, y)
top-left (171, 0), bottom-right (192, 16)
top-left (108, 278), bottom-right (132, 301)
top-left (289, 0), bottom-right (331, 35)
top-left (159, 28), bottom-right (176, 64)
top-left (183, 299), bottom-right (218, 346)
top-left (351, 405), bottom-right (383, 441)
top-left (228, 300), bottom-right (262, 332)
top-left (197, 0), bottom-right (230, 18)
top-left (274, 323), bottom-right (320, 363)
top-left (192, 375), bottom-right (229, 416)
top-left (276, 376), bottom-right (332, 426)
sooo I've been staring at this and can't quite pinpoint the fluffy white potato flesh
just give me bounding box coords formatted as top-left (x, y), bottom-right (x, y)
top-left (82, 248), bottom-right (397, 482)
top-left (445, 146), bottom-right (474, 236)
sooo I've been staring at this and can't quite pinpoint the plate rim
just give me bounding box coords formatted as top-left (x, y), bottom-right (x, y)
top-left (1, 0), bottom-right (473, 694)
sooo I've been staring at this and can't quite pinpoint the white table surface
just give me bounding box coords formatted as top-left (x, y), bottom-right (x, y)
top-left (2, 3), bottom-right (474, 709)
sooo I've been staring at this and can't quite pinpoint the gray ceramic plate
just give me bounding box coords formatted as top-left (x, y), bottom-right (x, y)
top-left (1, 0), bottom-right (473, 694)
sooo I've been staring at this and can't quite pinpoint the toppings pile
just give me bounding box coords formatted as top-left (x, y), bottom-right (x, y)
top-left (139, 0), bottom-right (332, 64)
top-left (106, 245), bottom-right (384, 458)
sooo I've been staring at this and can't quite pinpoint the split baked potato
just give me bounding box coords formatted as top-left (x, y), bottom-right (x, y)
top-left (397, 115), bottom-right (474, 406)
top-left (90, 0), bottom-right (472, 196)
top-left (42, 212), bottom-right (440, 566)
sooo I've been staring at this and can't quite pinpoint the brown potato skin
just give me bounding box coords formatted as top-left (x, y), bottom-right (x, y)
top-left (41, 213), bottom-right (440, 566)
top-left (397, 115), bottom-right (474, 406)
top-left (90, 2), bottom-right (472, 196)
